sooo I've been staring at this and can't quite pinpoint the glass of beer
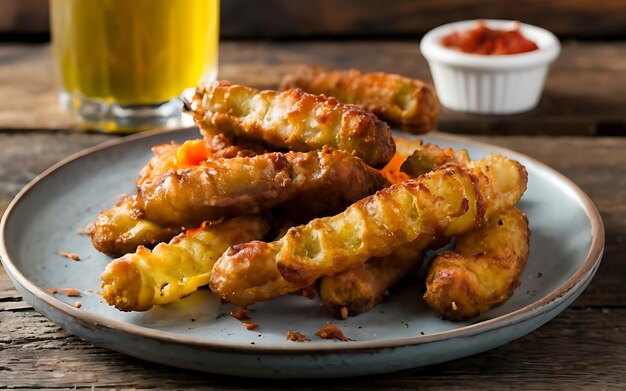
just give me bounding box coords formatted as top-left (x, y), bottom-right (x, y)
top-left (49, 0), bottom-right (220, 133)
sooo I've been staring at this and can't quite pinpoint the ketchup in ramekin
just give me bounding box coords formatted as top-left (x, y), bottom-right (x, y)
top-left (441, 21), bottom-right (538, 55)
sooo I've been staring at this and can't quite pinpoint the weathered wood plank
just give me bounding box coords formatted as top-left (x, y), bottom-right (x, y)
top-left (221, 0), bottom-right (626, 40)
top-left (0, 0), bottom-right (49, 35)
top-left (0, 307), bottom-right (623, 389)
top-left (5, 0), bottom-right (626, 39)
top-left (1, 42), bottom-right (625, 135)
top-left (0, 262), bottom-right (19, 300)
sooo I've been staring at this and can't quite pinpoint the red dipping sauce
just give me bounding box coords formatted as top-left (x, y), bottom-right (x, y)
top-left (441, 21), bottom-right (539, 55)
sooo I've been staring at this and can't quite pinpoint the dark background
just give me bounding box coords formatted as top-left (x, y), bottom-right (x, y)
top-left (2, 0), bottom-right (625, 41)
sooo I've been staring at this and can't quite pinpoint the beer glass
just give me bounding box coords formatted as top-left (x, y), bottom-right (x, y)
top-left (49, 0), bottom-right (220, 132)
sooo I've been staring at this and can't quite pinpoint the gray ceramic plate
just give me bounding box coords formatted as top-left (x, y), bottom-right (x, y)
top-left (0, 128), bottom-right (604, 378)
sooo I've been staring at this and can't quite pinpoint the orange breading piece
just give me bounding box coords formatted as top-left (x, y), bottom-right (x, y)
top-left (209, 154), bottom-right (527, 307)
top-left (280, 66), bottom-right (439, 134)
top-left (424, 207), bottom-right (530, 321)
top-left (185, 81), bottom-right (396, 168)
top-left (315, 322), bottom-right (351, 341)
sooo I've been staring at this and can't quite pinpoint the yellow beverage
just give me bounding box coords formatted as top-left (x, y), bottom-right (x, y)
top-left (50, 0), bottom-right (219, 106)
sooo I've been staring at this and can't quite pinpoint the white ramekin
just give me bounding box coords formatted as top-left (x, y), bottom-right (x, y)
top-left (420, 19), bottom-right (560, 114)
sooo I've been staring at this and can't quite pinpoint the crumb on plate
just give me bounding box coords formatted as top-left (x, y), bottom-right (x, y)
top-left (315, 322), bottom-right (351, 341)
top-left (59, 287), bottom-right (81, 297)
top-left (76, 225), bottom-right (93, 235)
top-left (58, 251), bottom-right (80, 261)
top-left (286, 331), bottom-right (310, 342)
top-left (230, 307), bottom-right (249, 321)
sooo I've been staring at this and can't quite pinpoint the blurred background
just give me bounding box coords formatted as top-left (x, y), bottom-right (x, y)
top-left (2, 0), bottom-right (625, 41)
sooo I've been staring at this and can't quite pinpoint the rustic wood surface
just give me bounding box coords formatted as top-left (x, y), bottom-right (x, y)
top-left (5, 0), bottom-right (626, 39)
top-left (220, 0), bottom-right (626, 40)
top-left (1, 41), bottom-right (625, 135)
top-left (1, 41), bottom-right (625, 389)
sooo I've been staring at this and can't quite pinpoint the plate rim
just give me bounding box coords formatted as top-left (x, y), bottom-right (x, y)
top-left (0, 128), bottom-right (605, 354)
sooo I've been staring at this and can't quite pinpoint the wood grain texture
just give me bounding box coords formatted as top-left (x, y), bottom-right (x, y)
top-left (0, 308), bottom-right (623, 389)
top-left (4, 0), bottom-right (626, 39)
top-left (221, 0), bottom-right (626, 40)
top-left (0, 0), bottom-right (48, 35)
top-left (1, 41), bottom-right (625, 135)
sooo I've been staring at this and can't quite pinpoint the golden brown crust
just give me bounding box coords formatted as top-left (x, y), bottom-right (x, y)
top-left (423, 207), bottom-right (530, 320)
top-left (185, 81), bottom-right (396, 168)
top-left (137, 147), bottom-right (388, 227)
top-left (280, 65), bottom-right (439, 134)
top-left (319, 238), bottom-right (428, 317)
top-left (100, 216), bottom-right (270, 312)
top-left (209, 155), bottom-right (527, 307)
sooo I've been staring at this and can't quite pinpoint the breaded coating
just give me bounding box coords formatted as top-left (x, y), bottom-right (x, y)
top-left (185, 81), bottom-right (396, 168)
top-left (137, 147), bottom-right (388, 227)
top-left (91, 195), bottom-right (182, 258)
top-left (423, 207), bottom-right (530, 321)
top-left (197, 132), bottom-right (267, 159)
top-left (280, 65), bottom-right (439, 134)
top-left (101, 216), bottom-right (270, 312)
top-left (209, 154), bottom-right (527, 307)
top-left (319, 138), bottom-right (469, 317)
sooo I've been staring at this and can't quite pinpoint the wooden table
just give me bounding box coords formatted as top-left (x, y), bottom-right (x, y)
top-left (1, 41), bottom-right (625, 389)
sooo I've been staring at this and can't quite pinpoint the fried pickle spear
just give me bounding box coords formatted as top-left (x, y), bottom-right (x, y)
top-left (280, 66), bottom-right (439, 134)
top-left (91, 135), bottom-right (265, 257)
top-left (101, 216), bottom-right (271, 312)
top-left (185, 81), bottom-right (396, 168)
top-left (209, 154), bottom-right (528, 307)
top-left (424, 207), bottom-right (529, 321)
top-left (137, 147), bottom-right (387, 227)
top-left (318, 139), bottom-right (471, 317)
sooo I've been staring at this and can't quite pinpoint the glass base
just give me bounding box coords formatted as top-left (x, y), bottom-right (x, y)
top-left (60, 90), bottom-right (195, 133)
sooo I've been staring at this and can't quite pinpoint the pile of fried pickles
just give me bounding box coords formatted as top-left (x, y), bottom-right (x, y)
top-left (92, 66), bottom-right (530, 322)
